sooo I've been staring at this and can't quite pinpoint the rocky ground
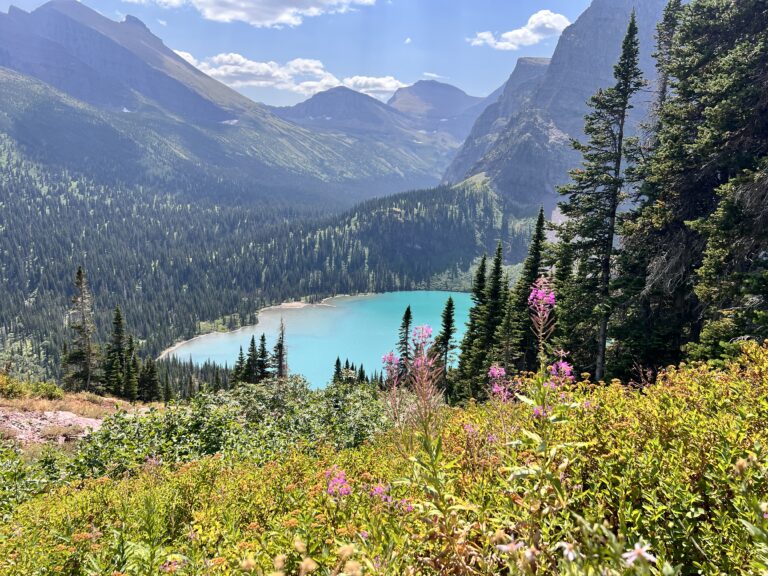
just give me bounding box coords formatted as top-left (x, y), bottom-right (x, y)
top-left (0, 407), bottom-right (101, 444)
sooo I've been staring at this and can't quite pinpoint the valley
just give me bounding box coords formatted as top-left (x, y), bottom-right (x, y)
top-left (0, 0), bottom-right (767, 573)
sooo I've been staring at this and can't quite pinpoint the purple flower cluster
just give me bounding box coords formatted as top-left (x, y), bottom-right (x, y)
top-left (528, 284), bottom-right (556, 308)
top-left (412, 325), bottom-right (433, 346)
top-left (369, 483), bottom-right (413, 513)
top-left (488, 364), bottom-right (506, 380)
top-left (370, 483), bottom-right (392, 503)
top-left (463, 422), bottom-right (478, 435)
top-left (326, 467), bottom-right (351, 497)
top-left (550, 360), bottom-right (574, 380)
top-left (532, 405), bottom-right (551, 419)
top-left (488, 364), bottom-right (513, 402)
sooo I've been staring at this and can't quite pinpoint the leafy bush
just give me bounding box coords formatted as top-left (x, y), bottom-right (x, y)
top-left (3, 341), bottom-right (768, 574)
top-left (66, 375), bottom-right (388, 479)
top-left (0, 373), bottom-right (63, 400)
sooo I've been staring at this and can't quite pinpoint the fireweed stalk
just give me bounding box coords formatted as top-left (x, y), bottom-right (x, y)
top-left (383, 326), bottom-right (449, 514)
top-left (494, 279), bottom-right (583, 572)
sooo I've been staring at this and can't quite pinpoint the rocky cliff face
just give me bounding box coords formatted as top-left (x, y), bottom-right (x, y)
top-left (443, 57), bottom-right (550, 184)
top-left (445, 0), bottom-right (668, 216)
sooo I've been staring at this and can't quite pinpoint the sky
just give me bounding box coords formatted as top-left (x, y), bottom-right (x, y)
top-left (1, 0), bottom-right (592, 106)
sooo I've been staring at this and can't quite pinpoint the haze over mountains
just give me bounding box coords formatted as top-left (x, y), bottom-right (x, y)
top-left (0, 0), bottom-right (668, 215)
top-left (445, 0), bottom-right (668, 215)
top-left (0, 0), bottom-right (493, 207)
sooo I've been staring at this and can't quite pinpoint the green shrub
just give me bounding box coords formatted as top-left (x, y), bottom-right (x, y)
top-left (3, 344), bottom-right (768, 574)
top-left (0, 374), bottom-right (63, 400)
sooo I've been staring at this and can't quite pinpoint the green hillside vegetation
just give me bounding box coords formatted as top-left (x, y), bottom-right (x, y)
top-left (0, 136), bottom-right (532, 378)
top-left (2, 334), bottom-right (768, 574)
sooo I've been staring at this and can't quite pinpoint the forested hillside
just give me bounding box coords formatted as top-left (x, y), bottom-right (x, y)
top-left (0, 136), bottom-right (532, 378)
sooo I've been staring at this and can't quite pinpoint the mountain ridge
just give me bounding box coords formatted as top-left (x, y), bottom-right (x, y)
top-left (444, 0), bottom-right (668, 215)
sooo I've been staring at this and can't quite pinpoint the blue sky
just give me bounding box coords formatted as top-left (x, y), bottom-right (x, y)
top-left (2, 0), bottom-right (591, 105)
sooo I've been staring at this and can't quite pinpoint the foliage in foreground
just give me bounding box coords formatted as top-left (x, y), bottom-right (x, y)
top-left (2, 340), bottom-right (768, 575)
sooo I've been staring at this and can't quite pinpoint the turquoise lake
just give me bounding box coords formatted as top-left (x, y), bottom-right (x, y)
top-left (164, 291), bottom-right (472, 387)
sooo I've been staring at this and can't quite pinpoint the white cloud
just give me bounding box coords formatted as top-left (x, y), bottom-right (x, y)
top-left (404, 37), bottom-right (412, 44)
top-left (157, 18), bottom-right (168, 26)
top-left (177, 50), bottom-right (406, 99)
top-left (123, 0), bottom-right (375, 27)
top-left (423, 72), bottom-right (447, 80)
top-left (469, 9), bottom-right (569, 51)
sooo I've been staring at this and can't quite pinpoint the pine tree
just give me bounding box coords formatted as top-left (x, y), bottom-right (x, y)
top-left (470, 242), bottom-right (505, 394)
top-left (557, 12), bottom-right (644, 380)
top-left (62, 266), bottom-right (100, 393)
top-left (434, 296), bottom-right (456, 399)
top-left (272, 320), bottom-right (288, 378)
top-left (162, 373), bottom-right (172, 404)
top-left (256, 334), bottom-right (270, 381)
top-left (457, 255), bottom-right (487, 395)
top-left (616, 0), bottom-right (767, 375)
top-left (138, 357), bottom-right (161, 402)
top-left (103, 305), bottom-right (126, 397)
top-left (397, 305), bottom-right (413, 373)
top-left (497, 209), bottom-right (547, 371)
top-left (243, 335), bottom-right (258, 383)
top-left (232, 346), bottom-right (246, 383)
top-left (333, 357), bottom-right (343, 382)
top-left (123, 336), bottom-right (139, 402)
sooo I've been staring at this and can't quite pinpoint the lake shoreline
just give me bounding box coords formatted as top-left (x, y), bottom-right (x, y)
top-left (157, 293), bottom-right (373, 360)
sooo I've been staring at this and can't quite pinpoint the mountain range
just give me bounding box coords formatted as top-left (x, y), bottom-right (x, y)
top-left (0, 0), bottom-right (669, 215)
top-left (444, 0), bottom-right (669, 215)
top-left (0, 0), bottom-right (495, 208)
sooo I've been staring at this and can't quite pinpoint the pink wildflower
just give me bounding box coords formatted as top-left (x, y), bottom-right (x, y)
top-left (550, 360), bottom-right (574, 380)
top-left (492, 381), bottom-right (511, 402)
top-left (488, 364), bottom-right (506, 380)
top-left (412, 325), bottom-right (433, 345)
top-left (622, 542), bottom-right (656, 566)
top-left (326, 467), bottom-right (351, 497)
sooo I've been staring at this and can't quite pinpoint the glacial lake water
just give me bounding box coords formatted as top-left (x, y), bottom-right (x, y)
top-left (164, 291), bottom-right (472, 388)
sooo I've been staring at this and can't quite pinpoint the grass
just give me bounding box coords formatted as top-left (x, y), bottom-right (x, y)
top-left (0, 392), bottom-right (133, 419)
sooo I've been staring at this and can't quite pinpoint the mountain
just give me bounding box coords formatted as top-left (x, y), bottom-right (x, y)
top-left (443, 57), bottom-right (550, 184)
top-left (0, 1), bottom-right (448, 206)
top-left (443, 0), bottom-right (668, 215)
top-left (271, 86), bottom-right (464, 179)
top-left (387, 80), bottom-right (489, 141)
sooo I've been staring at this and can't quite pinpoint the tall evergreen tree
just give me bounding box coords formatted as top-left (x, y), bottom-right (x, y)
top-left (232, 346), bottom-right (246, 383)
top-left (138, 357), bottom-right (161, 402)
top-left (162, 373), bottom-right (172, 404)
top-left (123, 336), bottom-right (139, 402)
top-left (62, 266), bottom-right (100, 393)
top-left (457, 256), bottom-right (488, 393)
top-left (256, 333), bottom-right (270, 381)
top-left (398, 305), bottom-right (413, 372)
top-left (617, 0), bottom-right (767, 374)
top-left (557, 12), bottom-right (644, 380)
top-left (497, 209), bottom-right (547, 371)
top-left (243, 335), bottom-right (259, 383)
top-left (103, 305), bottom-right (126, 397)
top-left (333, 357), bottom-right (343, 382)
top-left (434, 296), bottom-right (456, 399)
top-left (466, 243), bottom-right (505, 398)
top-left (272, 320), bottom-right (288, 378)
